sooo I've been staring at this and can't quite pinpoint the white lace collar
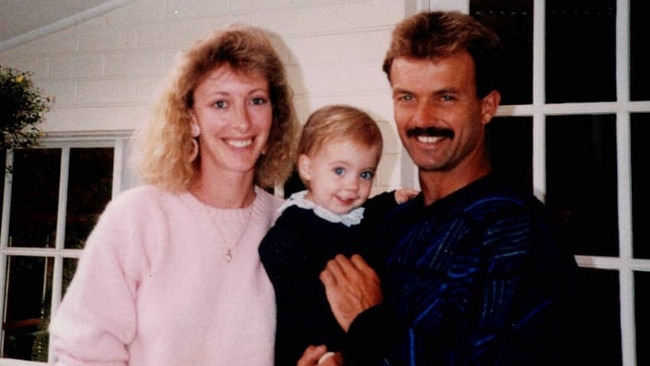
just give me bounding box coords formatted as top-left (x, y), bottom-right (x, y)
top-left (279, 190), bottom-right (364, 227)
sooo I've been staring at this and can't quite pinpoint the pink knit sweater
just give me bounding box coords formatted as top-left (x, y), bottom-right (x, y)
top-left (49, 185), bottom-right (283, 365)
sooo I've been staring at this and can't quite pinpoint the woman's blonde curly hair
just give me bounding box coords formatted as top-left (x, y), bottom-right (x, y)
top-left (132, 24), bottom-right (299, 192)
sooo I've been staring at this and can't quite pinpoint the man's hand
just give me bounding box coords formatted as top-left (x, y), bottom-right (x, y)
top-left (319, 254), bottom-right (382, 331)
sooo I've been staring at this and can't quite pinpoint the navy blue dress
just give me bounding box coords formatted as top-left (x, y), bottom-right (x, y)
top-left (259, 191), bottom-right (397, 366)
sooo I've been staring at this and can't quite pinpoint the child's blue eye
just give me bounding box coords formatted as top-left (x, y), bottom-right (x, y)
top-left (334, 167), bottom-right (345, 175)
top-left (360, 171), bottom-right (374, 180)
top-left (214, 100), bottom-right (227, 109)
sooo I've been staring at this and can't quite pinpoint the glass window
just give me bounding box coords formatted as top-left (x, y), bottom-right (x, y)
top-left (8, 149), bottom-right (61, 248)
top-left (65, 148), bottom-right (114, 250)
top-left (630, 0), bottom-right (650, 101)
top-left (631, 113), bottom-right (650, 259)
top-left (62, 257), bottom-right (79, 299)
top-left (546, 115), bottom-right (619, 256)
top-left (1, 144), bottom-right (118, 362)
top-left (487, 116), bottom-right (533, 188)
top-left (2, 256), bottom-right (53, 362)
top-left (545, 0), bottom-right (616, 103)
top-left (429, 1), bottom-right (647, 364)
top-left (576, 268), bottom-right (622, 365)
top-left (471, 0), bottom-right (533, 106)
top-left (635, 271), bottom-right (650, 366)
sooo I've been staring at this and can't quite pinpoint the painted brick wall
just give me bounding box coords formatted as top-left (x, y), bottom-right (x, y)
top-left (0, 0), bottom-right (420, 192)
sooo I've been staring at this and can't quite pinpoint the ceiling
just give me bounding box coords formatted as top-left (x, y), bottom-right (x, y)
top-left (0, 0), bottom-right (125, 50)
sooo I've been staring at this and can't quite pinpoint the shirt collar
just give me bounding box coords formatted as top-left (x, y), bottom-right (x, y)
top-left (279, 190), bottom-right (365, 227)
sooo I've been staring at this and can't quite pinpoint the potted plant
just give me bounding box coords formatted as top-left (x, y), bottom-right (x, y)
top-left (0, 65), bottom-right (53, 150)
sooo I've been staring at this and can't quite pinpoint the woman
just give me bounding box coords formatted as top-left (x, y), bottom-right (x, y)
top-left (48, 24), bottom-right (299, 366)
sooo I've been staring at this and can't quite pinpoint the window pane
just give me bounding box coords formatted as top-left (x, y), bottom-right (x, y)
top-left (2, 256), bottom-right (52, 361)
top-left (636, 271), bottom-right (650, 366)
top-left (546, 0), bottom-right (616, 103)
top-left (546, 115), bottom-right (618, 256)
top-left (631, 113), bottom-right (650, 258)
top-left (575, 268), bottom-right (621, 365)
top-left (487, 116), bottom-right (533, 189)
top-left (630, 0), bottom-right (650, 101)
top-left (471, 0), bottom-right (534, 105)
top-left (62, 258), bottom-right (79, 299)
top-left (65, 148), bottom-right (114, 249)
top-left (9, 149), bottom-right (61, 248)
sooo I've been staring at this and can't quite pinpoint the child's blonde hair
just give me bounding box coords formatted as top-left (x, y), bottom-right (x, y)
top-left (297, 104), bottom-right (383, 185)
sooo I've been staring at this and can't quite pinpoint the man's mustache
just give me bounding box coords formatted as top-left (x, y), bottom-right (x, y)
top-left (406, 126), bottom-right (454, 139)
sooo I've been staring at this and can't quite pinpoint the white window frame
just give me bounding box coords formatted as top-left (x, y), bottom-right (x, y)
top-left (0, 130), bottom-right (133, 365)
top-left (415, 1), bottom-right (650, 365)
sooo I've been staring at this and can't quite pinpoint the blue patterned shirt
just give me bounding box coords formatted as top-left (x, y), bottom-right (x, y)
top-left (344, 174), bottom-right (578, 365)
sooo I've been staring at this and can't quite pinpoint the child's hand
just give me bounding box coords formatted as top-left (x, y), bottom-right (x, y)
top-left (297, 346), bottom-right (344, 366)
top-left (394, 188), bottom-right (419, 204)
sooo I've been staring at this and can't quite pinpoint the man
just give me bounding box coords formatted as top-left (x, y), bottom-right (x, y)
top-left (300, 10), bottom-right (578, 366)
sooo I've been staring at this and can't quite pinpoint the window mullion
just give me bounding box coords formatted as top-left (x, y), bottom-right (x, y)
top-left (616, 0), bottom-right (636, 364)
top-left (0, 150), bottom-right (13, 357)
top-left (112, 139), bottom-right (125, 197)
top-left (1, 150), bottom-right (13, 249)
top-left (55, 147), bottom-right (70, 251)
top-left (532, 0), bottom-right (547, 202)
top-left (49, 146), bottom-right (70, 342)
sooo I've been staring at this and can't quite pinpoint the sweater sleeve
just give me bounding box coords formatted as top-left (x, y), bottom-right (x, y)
top-left (258, 209), bottom-right (311, 288)
top-left (342, 304), bottom-right (401, 366)
top-left (49, 188), bottom-right (159, 365)
top-left (362, 191), bottom-right (398, 222)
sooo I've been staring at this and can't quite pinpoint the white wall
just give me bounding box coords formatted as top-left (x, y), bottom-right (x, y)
top-left (0, 0), bottom-right (423, 193)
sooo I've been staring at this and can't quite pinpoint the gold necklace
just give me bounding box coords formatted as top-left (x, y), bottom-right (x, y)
top-left (202, 201), bottom-right (254, 263)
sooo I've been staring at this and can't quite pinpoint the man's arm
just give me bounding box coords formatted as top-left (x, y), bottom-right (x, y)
top-left (296, 255), bottom-right (383, 366)
top-left (317, 254), bottom-right (402, 365)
